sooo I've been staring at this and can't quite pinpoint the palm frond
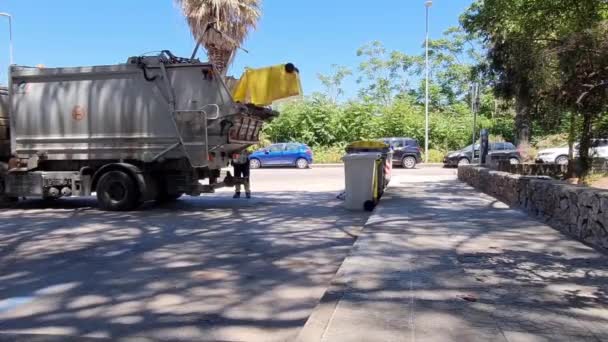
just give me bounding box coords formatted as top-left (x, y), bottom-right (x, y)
top-left (176, 0), bottom-right (261, 74)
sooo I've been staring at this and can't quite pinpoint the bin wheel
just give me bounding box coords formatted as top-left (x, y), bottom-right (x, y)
top-left (364, 200), bottom-right (376, 212)
top-left (97, 171), bottom-right (141, 211)
top-left (296, 158), bottom-right (309, 169)
top-left (402, 156), bottom-right (417, 169)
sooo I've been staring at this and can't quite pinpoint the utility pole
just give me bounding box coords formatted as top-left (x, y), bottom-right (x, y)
top-left (0, 13), bottom-right (13, 65)
top-left (470, 83), bottom-right (480, 163)
top-left (424, 0), bottom-right (432, 163)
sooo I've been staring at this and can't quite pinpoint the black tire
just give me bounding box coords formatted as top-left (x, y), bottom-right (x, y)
top-left (402, 156), bottom-right (417, 169)
top-left (555, 155), bottom-right (569, 165)
top-left (96, 171), bottom-right (140, 211)
top-left (458, 158), bottom-right (470, 166)
top-left (295, 158), bottom-right (309, 169)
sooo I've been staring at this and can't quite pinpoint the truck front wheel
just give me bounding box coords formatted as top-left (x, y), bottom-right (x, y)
top-left (97, 170), bottom-right (140, 211)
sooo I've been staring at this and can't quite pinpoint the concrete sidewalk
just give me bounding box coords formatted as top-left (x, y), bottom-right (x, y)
top-left (298, 176), bottom-right (608, 341)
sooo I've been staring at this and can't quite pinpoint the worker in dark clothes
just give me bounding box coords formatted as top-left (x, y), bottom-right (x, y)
top-left (232, 151), bottom-right (251, 199)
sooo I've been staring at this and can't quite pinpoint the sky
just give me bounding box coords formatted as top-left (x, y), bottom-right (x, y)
top-left (0, 0), bottom-right (473, 97)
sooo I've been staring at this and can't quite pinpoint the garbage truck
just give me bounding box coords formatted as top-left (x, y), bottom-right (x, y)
top-left (0, 51), bottom-right (295, 210)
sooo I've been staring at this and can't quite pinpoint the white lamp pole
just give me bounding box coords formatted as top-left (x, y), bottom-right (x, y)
top-left (424, 1), bottom-right (432, 163)
top-left (0, 13), bottom-right (13, 65)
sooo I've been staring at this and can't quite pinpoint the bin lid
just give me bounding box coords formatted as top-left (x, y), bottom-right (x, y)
top-left (345, 140), bottom-right (390, 153)
top-left (342, 152), bottom-right (382, 161)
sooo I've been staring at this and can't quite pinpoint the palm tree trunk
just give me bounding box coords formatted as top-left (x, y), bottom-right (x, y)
top-left (207, 45), bottom-right (233, 77)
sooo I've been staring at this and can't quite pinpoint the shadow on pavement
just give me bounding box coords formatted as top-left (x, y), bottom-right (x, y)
top-left (0, 191), bottom-right (368, 341)
top-left (317, 180), bottom-right (608, 341)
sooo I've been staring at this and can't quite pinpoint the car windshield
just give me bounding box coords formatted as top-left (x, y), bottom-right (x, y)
top-left (462, 144), bottom-right (480, 151)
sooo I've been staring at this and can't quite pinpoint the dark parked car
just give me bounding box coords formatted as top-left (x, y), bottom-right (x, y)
top-left (443, 142), bottom-right (521, 167)
top-left (380, 137), bottom-right (422, 169)
top-left (249, 143), bottom-right (313, 169)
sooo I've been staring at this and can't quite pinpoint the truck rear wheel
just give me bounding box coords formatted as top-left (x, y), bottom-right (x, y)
top-left (96, 170), bottom-right (141, 211)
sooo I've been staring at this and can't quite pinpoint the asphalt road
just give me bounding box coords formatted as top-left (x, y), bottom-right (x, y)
top-left (0, 166), bottom-right (455, 341)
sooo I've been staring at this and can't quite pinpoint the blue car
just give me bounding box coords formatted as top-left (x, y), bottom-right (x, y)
top-left (249, 143), bottom-right (313, 169)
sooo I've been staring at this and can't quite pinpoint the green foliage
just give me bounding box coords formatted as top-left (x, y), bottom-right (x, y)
top-left (462, 0), bottom-right (608, 176)
top-left (313, 146), bottom-right (345, 164)
top-left (317, 65), bottom-right (353, 103)
top-left (265, 96), bottom-right (514, 154)
top-left (264, 26), bottom-right (520, 160)
top-left (532, 134), bottom-right (569, 150)
top-left (423, 149), bottom-right (446, 163)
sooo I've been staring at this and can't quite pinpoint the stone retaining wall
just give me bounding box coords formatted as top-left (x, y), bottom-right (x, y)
top-left (458, 165), bottom-right (608, 251)
top-left (494, 162), bottom-right (568, 179)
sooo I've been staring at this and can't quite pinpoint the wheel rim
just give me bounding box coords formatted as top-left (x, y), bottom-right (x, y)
top-left (297, 159), bottom-right (308, 168)
top-left (403, 157), bottom-right (415, 168)
top-left (250, 159), bottom-right (260, 168)
top-left (509, 158), bottom-right (520, 165)
top-left (556, 157), bottom-right (568, 165)
top-left (107, 181), bottom-right (127, 202)
top-left (458, 158), bottom-right (470, 166)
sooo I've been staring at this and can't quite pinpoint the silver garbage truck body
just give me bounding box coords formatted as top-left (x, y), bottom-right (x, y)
top-left (0, 52), bottom-right (276, 210)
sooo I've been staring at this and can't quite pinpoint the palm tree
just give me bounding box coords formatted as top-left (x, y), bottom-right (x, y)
top-left (176, 0), bottom-right (261, 76)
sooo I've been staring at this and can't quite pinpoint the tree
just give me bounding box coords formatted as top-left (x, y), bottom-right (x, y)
top-left (317, 65), bottom-right (352, 103)
top-left (356, 41), bottom-right (415, 105)
top-left (555, 22), bottom-right (608, 177)
top-left (462, 0), bottom-right (608, 153)
top-left (176, 0), bottom-right (261, 75)
top-left (412, 27), bottom-right (485, 107)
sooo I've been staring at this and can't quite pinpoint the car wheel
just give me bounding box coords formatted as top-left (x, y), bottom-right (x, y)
top-left (402, 156), bottom-right (417, 169)
top-left (555, 155), bottom-right (569, 165)
top-left (509, 157), bottom-right (520, 165)
top-left (458, 158), bottom-right (470, 166)
top-left (96, 170), bottom-right (141, 211)
top-left (249, 158), bottom-right (261, 169)
top-left (296, 158), bottom-right (309, 169)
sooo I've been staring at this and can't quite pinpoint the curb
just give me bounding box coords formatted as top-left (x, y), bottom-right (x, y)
top-left (312, 164), bottom-right (343, 168)
top-left (295, 192), bottom-right (389, 341)
top-left (313, 163), bottom-right (445, 168)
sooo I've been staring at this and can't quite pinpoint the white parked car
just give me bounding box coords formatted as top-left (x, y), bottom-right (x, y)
top-left (536, 139), bottom-right (608, 164)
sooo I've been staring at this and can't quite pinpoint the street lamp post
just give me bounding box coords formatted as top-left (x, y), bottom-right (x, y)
top-left (424, 0), bottom-right (432, 163)
top-left (0, 13), bottom-right (13, 65)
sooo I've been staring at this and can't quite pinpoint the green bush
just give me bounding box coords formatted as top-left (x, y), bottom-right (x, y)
top-left (313, 146), bottom-right (345, 164)
top-left (266, 96), bottom-right (514, 153)
top-left (422, 149), bottom-right (447, 163)
top-left (532, 133), bottom-right (569, 149)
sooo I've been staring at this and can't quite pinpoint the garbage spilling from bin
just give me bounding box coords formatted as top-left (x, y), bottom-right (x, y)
top-left (342, 141), bottom-right (392, 211)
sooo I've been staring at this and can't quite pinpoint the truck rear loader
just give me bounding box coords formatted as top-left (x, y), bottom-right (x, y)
top-left (0, 51), bottom-right (286, 210)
